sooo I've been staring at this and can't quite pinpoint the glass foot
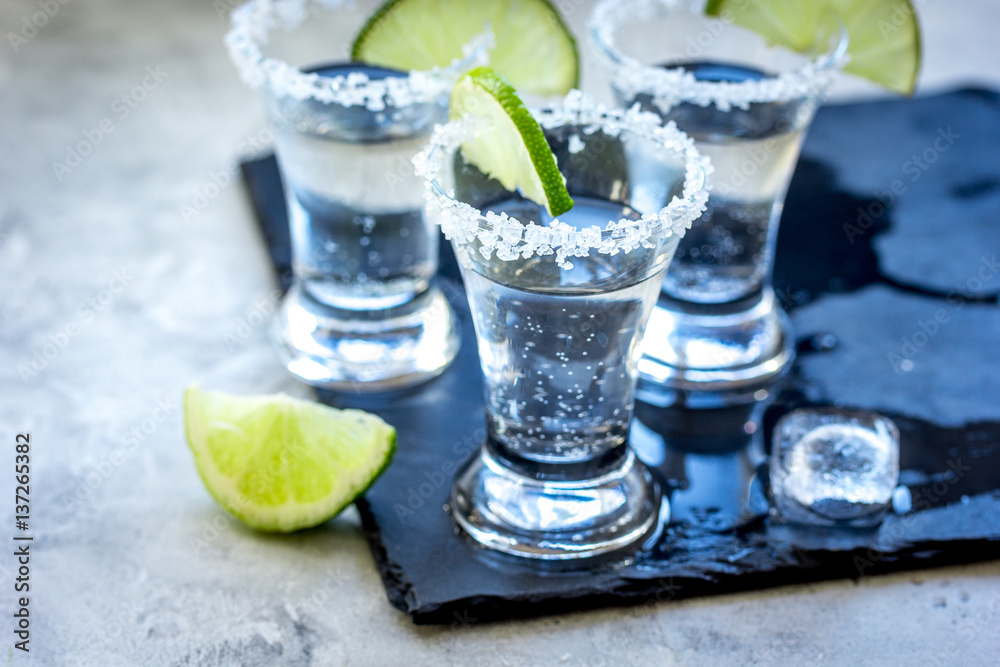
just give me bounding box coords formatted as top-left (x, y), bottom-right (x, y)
top-left (638, 289), bottom-right (795, 407)
top-left (451, 446), bottom-right (661, 560)
top-left (270, 282), bottom-right (460, 391)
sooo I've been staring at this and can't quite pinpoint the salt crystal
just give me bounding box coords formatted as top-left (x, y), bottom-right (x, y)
top-left (226, 0), bottom-right (490, 111)
top-left (414, 92), bottom-right (709, 268)
top-left (589, 0), bottom-right (847, 116)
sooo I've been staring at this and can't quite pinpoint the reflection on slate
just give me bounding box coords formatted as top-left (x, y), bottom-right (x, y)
top-left (240, 158), bottom-right (294, 291)
top-left (240, 88), bottom-right (1000, 624)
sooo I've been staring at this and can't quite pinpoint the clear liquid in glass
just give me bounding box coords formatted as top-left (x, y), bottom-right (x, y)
top-left (627, 61), bottom-right (808, 305)
top-left (461, 196), bottom-right (673, 473)
top-left (275, 63), bottom-right (439, 312)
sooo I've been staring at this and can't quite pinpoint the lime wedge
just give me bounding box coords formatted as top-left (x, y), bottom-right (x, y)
top-left (184, 386), bottom-right (396, 532)
top-left (706, 0), bottom-right (921, 95)
top-left (351, 0), bottom-right (579, 97)
top-left (450, 67), bottom-right (573, 217)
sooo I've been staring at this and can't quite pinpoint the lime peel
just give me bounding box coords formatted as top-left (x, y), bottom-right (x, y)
top-left (351, 0), bottom-right (579, 97)
top-left (184, 386), bottom-right (396, 533)
top-left (415, 90), bottom-right (711, 269)
top-left (450, 67), bottom-right (574, 217)
top-left (226, 0), bottom-right (476, 111)
top-left (706, 0), bottom-right (921, 95)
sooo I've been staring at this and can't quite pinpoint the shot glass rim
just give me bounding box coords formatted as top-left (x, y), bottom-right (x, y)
top-left (589, 0), bottom-right (849, 112)
top-left (413, 91), bottom-right (711, 269)
top-left (226, 0), bottom-right (489, 109)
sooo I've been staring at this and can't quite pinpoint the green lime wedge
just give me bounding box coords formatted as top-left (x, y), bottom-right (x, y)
top-left (184, 386), bottom-right (395, 532)
top-left (351, 0), bottom-right (579, 97)
top-left (451, 66), bottom-right (574, 217)
top-left (706, 0), bottom-right (921, 95)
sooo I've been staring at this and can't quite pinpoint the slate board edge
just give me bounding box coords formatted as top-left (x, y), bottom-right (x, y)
top-left (377, 535), bottom-right (1000, 624)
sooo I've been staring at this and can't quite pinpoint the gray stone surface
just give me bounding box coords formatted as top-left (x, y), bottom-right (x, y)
top-left (2, 0), bottom-right (1000, 664)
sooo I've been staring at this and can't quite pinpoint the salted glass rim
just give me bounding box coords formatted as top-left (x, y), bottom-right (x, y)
top-left (589, 0), bottom-right (849, 112)
top-left (413, 91), bottom-right (711, 269)
top-left (225, 0), bottom-right (489, 110)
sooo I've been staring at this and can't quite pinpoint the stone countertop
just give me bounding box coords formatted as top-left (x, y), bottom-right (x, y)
top-left (2, 0), bottom-right (999, 664)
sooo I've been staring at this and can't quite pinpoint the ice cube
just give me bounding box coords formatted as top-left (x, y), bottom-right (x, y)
top-left (770, 408), bottom-right (900, 527)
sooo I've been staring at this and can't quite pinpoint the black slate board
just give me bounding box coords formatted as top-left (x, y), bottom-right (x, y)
top-left (240, 88), bottom-right (1000, 624)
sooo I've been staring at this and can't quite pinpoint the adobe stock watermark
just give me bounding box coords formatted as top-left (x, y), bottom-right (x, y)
top-left (212, 0), bottom-right (241, 20)
top-left (340, 279), bottom-right (464, 393)
top-left (876, 0), bottom-right (929, 38)
top-left (665, 7), bottom-right (737, 61)
top-left (853, 454), bottom-right (972, 576)
top-left (58, 396), bottom-right (178, 515)
top-left (590, 0), bottom-right (738, 63)
top-left (51, 65), bottom-right (170, 182)
top-left (184, 449), bottom-right (294, 555)
top-left (887, 253), bottom-right (998, 372)
top-left (295, 565), bottom-right (361, 619)
top-left (223, 289), bottom-right (283, 350)
top-left (188, 436), bottom-right (319, 555)
top-left (17, 266), bottom-right (135, 382)
top-left (928, 589), bottom-right (1000, 667)
top-left (179, 127), bottom-right (274, 221)
top-left (91, 599), bottom-right (145, 653)
top-left (188, 449), bottom-right (287, 554)
top-left (385, 152), bottom-right (421, 193)
top-left (582, 577), bottom-right (685, 666)
top-left (7, 0), bottom-right (72, 54)
top-left (188, 508), bottom-right (243, 556)
top-left (844, 126), bottom-right (960, 245)
top-left (392, 427), bottom-right (485, 524)
top-left (552, 0), bottom-right (596, 21)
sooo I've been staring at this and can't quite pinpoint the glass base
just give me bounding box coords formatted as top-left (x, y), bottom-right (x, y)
top-left (637, 288), bottom-right (795, 407)
top-left (270, 282), bottom-right (460, 391)
top-left (451, 446), bottom-right (661, 560)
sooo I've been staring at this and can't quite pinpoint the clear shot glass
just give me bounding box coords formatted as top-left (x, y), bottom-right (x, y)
top-left (416, 93), bottom-right (709, 559)
top-left (591, 0), bottom-right (848, 406)
top-left (226, 0), bottom-right (486, 390)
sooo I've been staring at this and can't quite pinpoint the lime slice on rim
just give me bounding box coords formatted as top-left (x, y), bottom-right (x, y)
top-left (184, 386), bottom-right (396, 532)
top-left (451, 67), bottom-right (574, 217)
top-left (706, 0), bottom-right (921, 95)
top-left (351, 0), bottom-right (579, 97)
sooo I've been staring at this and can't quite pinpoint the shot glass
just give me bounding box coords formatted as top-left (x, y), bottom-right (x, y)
top-left (591, 0), bottom-right (848, 405)
top-left (226, 0), bottom-right (483, 390)
top-left (416, 93), bottom-right (709, 559)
